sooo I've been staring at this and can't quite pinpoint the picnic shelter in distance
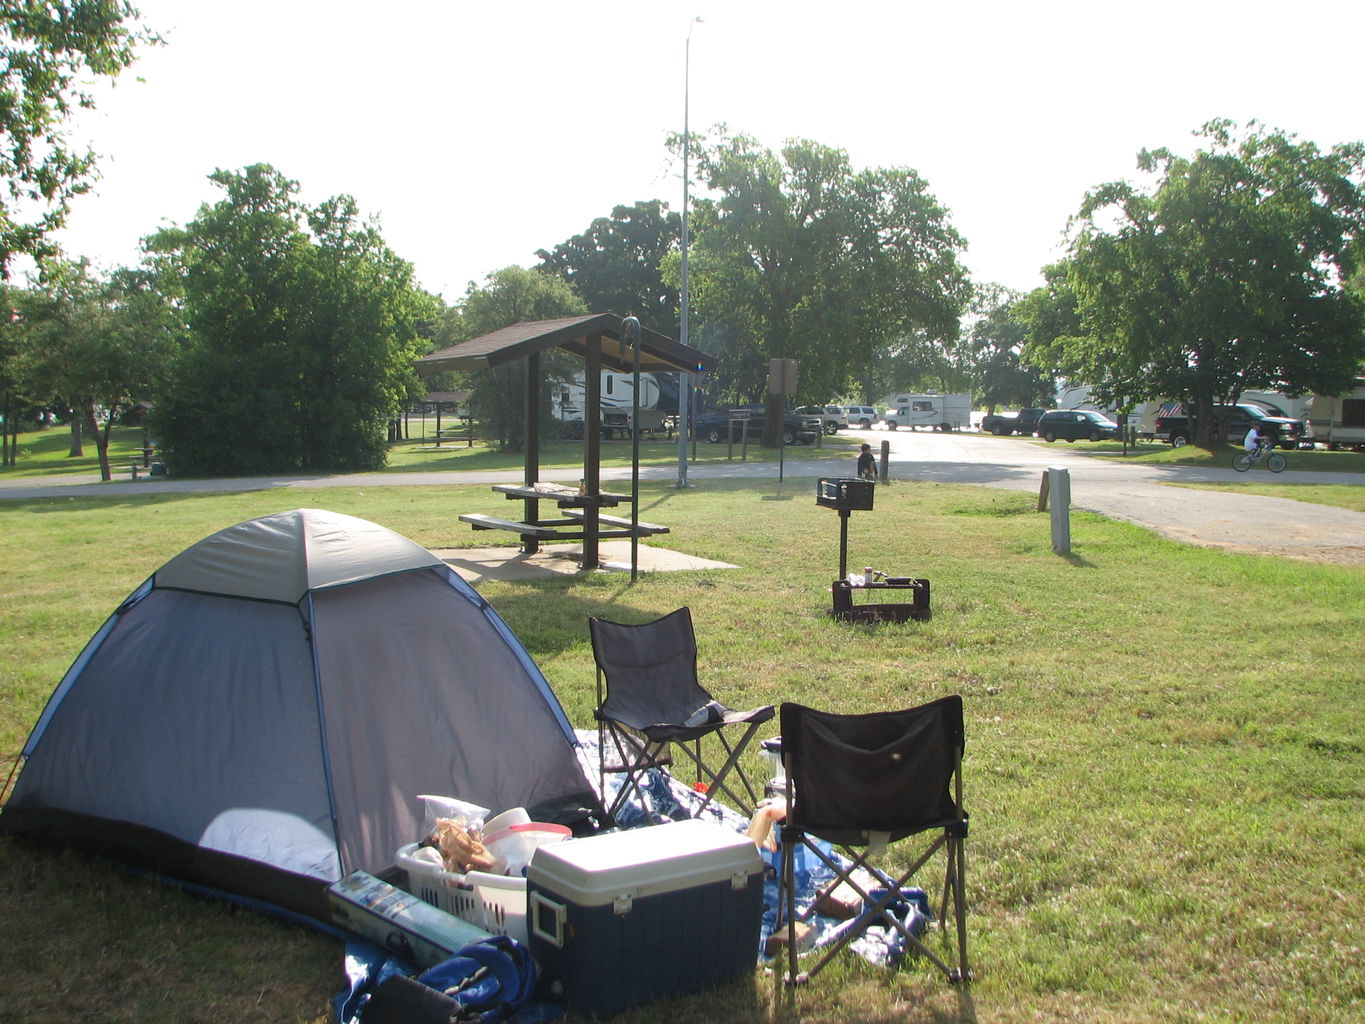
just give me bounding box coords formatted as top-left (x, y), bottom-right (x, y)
top-left (415, 314), bottom-right (714, 570)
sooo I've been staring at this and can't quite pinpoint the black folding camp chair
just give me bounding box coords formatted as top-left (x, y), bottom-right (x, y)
top-left (588, 607), bottom-right (775, 822)
top-left (776, 695), bottom-right (970, 984)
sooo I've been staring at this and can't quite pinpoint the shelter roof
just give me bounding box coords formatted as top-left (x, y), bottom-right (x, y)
top-left (415, 314), bottom-right (714, 375)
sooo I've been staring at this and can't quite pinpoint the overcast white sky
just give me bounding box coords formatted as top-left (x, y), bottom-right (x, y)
top-left (48, 0), bottom-right (1365, 311)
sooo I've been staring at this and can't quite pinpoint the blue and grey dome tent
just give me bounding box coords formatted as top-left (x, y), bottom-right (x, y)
top-left (1, 509), bottom-right (600, 920)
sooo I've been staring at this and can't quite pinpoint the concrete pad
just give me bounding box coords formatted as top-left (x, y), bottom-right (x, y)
top-left (432, 540), bottom-right (739, 584)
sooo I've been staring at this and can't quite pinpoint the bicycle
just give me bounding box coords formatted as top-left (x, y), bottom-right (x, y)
top-left (1232, 440), bottom-right (1286, 473)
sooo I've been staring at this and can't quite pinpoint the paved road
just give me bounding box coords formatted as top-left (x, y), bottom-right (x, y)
top-left (866, 428), bottom-right (1365, 565)
top-left (2, 430), bottom-right (1363, 565)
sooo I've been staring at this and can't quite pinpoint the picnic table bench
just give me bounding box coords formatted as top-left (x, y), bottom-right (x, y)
top-left (458, 513), bottom-right (563, 539)
top-left (560, 508), bottom-right (670, 535)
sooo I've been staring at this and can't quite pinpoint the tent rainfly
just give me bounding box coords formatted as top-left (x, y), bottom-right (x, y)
top-left (0, 509), bottom-right (601, 920)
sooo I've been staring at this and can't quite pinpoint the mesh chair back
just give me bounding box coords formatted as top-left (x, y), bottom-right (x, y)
top-left (781, 696), bottom-right (963, 842)
top-left (589, 607), bottom-right (712, 731)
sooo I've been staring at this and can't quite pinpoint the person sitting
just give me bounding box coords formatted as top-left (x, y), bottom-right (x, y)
top-left (1244, 425), bottom-right (1264, 454)
top-left (857, 443), bottom-right (877, 480)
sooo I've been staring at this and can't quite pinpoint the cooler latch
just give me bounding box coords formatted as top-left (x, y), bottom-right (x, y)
top-left (730, 870), bottom-right (749, 890)
top-left (612, 892), bottom-right (634, 915)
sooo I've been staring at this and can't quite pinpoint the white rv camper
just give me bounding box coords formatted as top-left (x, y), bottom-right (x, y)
top-left (879, 393), bottom-right (971, 431)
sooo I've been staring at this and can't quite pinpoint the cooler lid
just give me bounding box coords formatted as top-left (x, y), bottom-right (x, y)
top-left (525, 819), bottom-right (762, 906)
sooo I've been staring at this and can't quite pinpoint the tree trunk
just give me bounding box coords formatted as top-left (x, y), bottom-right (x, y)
top-left (68, 414), bottom-right (83, 457)
top-left (82, 401), bottom-right (112, 482)
top-left (1193, 396), bottom-right (1217, 448)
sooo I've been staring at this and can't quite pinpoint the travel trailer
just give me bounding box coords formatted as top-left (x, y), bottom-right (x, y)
top-left (1306, 379), bottom-right (1365, 450)
top-left (553, 371), bottom-right (670, 421)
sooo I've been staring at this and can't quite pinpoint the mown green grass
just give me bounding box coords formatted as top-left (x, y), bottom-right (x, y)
top-left (1, 422), bottom-right (857, 479)
top-left (1083, 438), bottom-right (1365, 474)
top-left (1, 479), bottom-right (1362, 1023)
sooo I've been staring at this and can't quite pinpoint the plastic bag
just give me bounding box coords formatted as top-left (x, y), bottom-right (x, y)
top-left (418, 794), bottom-right (490, 842)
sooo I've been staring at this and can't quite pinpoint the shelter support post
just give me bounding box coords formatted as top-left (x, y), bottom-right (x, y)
top-left (581, 336), bottom-right (604, 570)
top-left (521, 352), bottom-right (542, 554)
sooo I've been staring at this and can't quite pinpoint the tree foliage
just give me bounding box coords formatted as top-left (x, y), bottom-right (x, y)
top-left (147, 164), bottom-right (439, 475)
top-left (441, 266), bottom-right (585, 451)
top-left (9, 258), bottom-right (180, 478)
top-left (534, 200), bottom-right (679, 327)
top-left (675, 130), bottom-right (970, 434)
top-left (0, 1), bottom-right (158, 272)
top-left (966, 283), bottom-right (1054, 411)
top-left (1032, 120), bottom-right (1365, 441)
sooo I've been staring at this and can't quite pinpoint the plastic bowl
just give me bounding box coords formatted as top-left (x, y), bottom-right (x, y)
top-left (484, 822), bottom-right (572, 876)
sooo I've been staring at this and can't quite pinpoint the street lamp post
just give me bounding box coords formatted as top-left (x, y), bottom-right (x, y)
top-left (676, 15), bottom-right (701, 489)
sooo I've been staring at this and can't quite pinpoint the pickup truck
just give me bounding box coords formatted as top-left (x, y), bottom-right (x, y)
top-left (978, 408), bottom-right (1046, 436)
top-left (693, 406), bottom-right (822, 445)
top-left (1153, 402), bottom-right (1302, 449)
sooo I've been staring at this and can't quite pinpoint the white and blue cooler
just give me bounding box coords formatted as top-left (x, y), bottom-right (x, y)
top-left (526, 818), bottom-right (765, 1016)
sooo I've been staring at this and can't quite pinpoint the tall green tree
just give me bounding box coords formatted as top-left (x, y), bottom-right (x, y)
top-left (0, 282), bottom-right (43, 464)
top-left (1034, 120), bottom-right (1365, 443)
top-left (0, 1), bottom-right (158, 271)
top-left (443, 266), bottom-right (586, 451)
top-left (967, 283), bottom-right (1054, 411)
top-left (10, 259), bottom-right (180, 479)
top-left (535, 200), bottom-right (679, 326)
top-left (147, 164), bottom-right (439, 474)
top-left (675, 130), bottom-right (969, 443)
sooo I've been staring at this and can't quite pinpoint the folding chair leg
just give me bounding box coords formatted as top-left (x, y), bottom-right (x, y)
top-left (951, 835), bottom-right (971, 982)
top-left (781, 828), bottom-right (803, 986)
top-left (671, 720), bottom-right (765, 817)
top-left (600, 727), bottom-right (670, 823)
top-left (935, 832), bottom-right (971, 983)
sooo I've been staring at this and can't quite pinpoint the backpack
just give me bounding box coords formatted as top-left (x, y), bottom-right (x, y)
top-left (361, 935), bottom-right (540, 1024)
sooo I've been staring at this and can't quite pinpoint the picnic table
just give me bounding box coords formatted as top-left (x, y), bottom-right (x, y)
top-left (459, 482), bottom-right (669, 557)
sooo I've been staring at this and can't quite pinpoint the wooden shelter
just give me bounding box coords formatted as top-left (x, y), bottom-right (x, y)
top-left (415, 314), bottom-right (714, 569)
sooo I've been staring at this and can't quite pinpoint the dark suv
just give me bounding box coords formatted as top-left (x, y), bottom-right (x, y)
top-left (694, 406), bottom-right (821, 445)
top-left (1035, 409), bottom-right (1119, 442)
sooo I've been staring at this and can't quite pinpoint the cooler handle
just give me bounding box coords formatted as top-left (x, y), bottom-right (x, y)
top-left (529, 890), bottom-right (566, 948)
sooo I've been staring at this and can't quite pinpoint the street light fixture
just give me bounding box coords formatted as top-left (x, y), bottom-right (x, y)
top-left (676, 15), bottom-right (702, 489)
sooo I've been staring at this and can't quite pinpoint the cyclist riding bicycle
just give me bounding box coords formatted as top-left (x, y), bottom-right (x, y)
top-left (1234, 424), bottom-right (1286, 472)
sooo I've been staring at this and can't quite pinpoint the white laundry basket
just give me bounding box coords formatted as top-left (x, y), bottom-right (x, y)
top-left (395, 842), bottom-right (529, 945)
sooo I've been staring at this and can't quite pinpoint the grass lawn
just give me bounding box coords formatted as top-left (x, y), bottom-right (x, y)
top-left (1, 478), bottom-right (1361, 1023)
top-left (0, 422), bottom-right (857, 481)
top-left (1086, 438), bottom-right (1365, 476)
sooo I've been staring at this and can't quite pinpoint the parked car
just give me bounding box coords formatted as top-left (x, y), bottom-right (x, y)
top-left (694, 406), bottom-right (822, 445)
top-left (979, 407), bottom-right (1047, 436)
top-left (842, 406), bottom-right (879, 429)
top-left (1035, 409), bottom-right (1119, 442)
top-left (795, 405), bottom-right (846, 435)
